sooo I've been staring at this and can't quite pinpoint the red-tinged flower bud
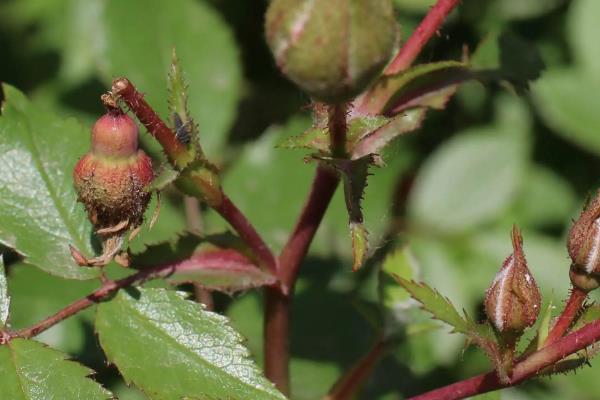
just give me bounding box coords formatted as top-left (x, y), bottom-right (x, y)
top-left (91, 112), bottom-right (139, 157)
top-left (568, 190), bottom-right (600, 291)
top-left (265, 0), bottom-right (398, 103)
top-left (73, 111), bottom-right (154, 234)
top-left (485, 227), bottom-right (541, 333)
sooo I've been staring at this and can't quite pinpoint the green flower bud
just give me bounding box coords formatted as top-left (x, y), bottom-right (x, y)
top-left (265, 0), bottom-right (398, 103)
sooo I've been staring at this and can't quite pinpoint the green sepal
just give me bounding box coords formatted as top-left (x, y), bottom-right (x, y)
top-left (168, 48), bottom-right (202, 159)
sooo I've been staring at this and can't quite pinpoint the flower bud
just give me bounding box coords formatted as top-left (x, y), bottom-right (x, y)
top-left (567, 190), bottom-right (600, 291)
top-left (265, 0), bottom-right (398, 103)
top-left (73, 111), bottom-right (153, 233)
top-left (485, 227), bottom-right (541, 333)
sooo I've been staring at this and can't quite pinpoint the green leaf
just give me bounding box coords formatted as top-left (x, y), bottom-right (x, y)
top-left (147, 164), bottom-right (180, 192)
top-left (351, 108), bottom-right (425, 159)
top-left (408, 128), bottom-right (526, 233)
top-left (96, 288), bottom-right (286, 400)
top-left (279, 115), bottom-right (389, 154)
top-left (472, 31), bottom-right (545, 94)
top-left (511, 166), bottom-right (576, 227)
top-left (102, 0), bottom-right (242, 157)
top-left (394, 278), bottom-right (470, 334)
top-left (358, 61), bottom-right (469, 115)
top-left (379, 247), bottom-right (420, 312)
top-left (567, 0), bottom-right (600, 74)
top-left (168, 49), bottom-right (200, 156)
top-left (313, 154), bottom-right (378, 270)
top-left (0, 339), bottom-right (112, 399)
top-left (0, 256), bottom-right (8, 327)
top-left (0, 85), bottom-right (98, 279)
top-left (208, 117), bottom-right (411, 257)
top-left (532, 69), bottom-right (600, 156)
top-left (7, 263), bottom-right (99, 357)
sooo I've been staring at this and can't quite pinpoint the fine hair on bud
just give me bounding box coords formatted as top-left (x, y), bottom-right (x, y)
top-left (73, 110), bottom-right (154, 235)
top-left (485, 226), bottom-right (541, 333)
top-left (265, 0), bottom-right (399, 103)
top-left (568, 190), bottom-right (600, 291)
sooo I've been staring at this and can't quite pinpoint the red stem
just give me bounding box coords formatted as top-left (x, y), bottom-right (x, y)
top-left (544, 286), bottom-right (587, 346)
top-left (112, 78), bottom-right (278, 279)
top-left (326, 337), bottom-right (388, 400)
top-left (264, 166), bottom-right (340, 395)
top-left (264, 103), bottom-right (346, 394)
top-left (111, 77), bottom-right (191, 168)
top-left (214, 194), bottom-right (279, 278)
top-left (385, 0), bottom-right (461, 75)
top-left (409, 318), bottom-right (600, 400)
top-left (4, 261), bottom-right (192, 341)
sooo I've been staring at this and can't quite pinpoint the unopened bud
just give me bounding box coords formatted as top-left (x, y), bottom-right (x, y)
top-left (73, 111), bottom-right (153, 233)
top-left (485, 227), bottom-right (541, 333)
top-left (265, 0), bottom-right (398, 103)
top-left (568, 190), bottom-right (600, 291)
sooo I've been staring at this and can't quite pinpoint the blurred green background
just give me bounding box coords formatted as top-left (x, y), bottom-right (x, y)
top-left (1, 0), bottom-right (599, 398)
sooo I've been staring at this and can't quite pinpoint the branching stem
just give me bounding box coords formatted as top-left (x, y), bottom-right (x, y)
top-left (409, 317), bottom-right (600, 400)
top-left (385, 0), bottom-right (461, 75)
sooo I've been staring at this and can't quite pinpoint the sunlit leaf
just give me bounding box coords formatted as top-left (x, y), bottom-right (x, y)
top-left (0, 339), bottom-right (112, 399)
top-left (96, 288), bottom-right (286, 400)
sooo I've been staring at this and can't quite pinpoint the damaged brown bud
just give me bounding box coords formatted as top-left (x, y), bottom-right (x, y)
top-left (72, 110), bottom-right (154, 265)
top-left (568, 190), bottom-right (600, 291)
top-left (485, 226), bottom-right (541, 333)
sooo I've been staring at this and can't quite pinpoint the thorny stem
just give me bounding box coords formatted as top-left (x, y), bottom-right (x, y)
top-left (544, 286), bottom-right (588, 346)
top-left (385, 0), bottom-right (461, 75)
top-left (111, 77), bottom-right (278, 278)
top-left (111, 77), bottom-right (192, 168)
top-left (408, 318), bottom-right (600, 400)
top-left (325, 336), bottom-right (389, 400)
top-left (264, 104), bottom-right (347, 394)
top-left (3, 261), bottom-right (191, 341)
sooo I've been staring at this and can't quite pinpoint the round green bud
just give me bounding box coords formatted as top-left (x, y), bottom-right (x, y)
top-left (265, 0), bottom-right (398, 103)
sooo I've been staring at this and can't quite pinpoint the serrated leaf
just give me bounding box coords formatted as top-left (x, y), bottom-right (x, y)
top-left (394, 278), bottom-right (470, 334)
top-left (0, 339), bottom-right (112, 399)
top-left (279, 115), bottom-right (390, 155)
top-left (96, 288), bottom-right (286, 400)
top-left (357, 32), bottom-right (543, 116)
top-left (131, 233), bottom-right (274, 292)
top-left (147, 164), bottom-right (180, 192)
top-left (351, 108), bottom-right (425, 159)
top-left (102, 0), bottom-right (241, 157)
top-left (165, 249), bottom-right (276, 292)
top-left (314, 155), bottom-right (376, 271)
top-left (0, 85), bottom-right (98, 280)
top-left (378, 246), bottom-right (421, 338)
top-left (357, 61), bottom-right (469, 115)
top-left (0, 256), bottom-right (8, 327)
top-left (379, 247), bottom-right (420, 312)
top-left (168, 49), bottom-right (200, 156)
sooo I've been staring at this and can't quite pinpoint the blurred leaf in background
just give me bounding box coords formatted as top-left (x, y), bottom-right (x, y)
top-left (1, 0), bottom-right (599, 399)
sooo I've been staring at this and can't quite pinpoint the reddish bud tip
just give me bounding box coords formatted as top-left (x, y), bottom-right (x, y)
top-left (485, 226), bottom-right (541, 333)
top-left (74, 111), bottom-right (154, 236)
top-left (91, 111), bottom-right (139, 157)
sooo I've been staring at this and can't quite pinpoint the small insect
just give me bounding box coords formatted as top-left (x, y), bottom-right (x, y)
top-left (172, 113), bottom-right (192, 145)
